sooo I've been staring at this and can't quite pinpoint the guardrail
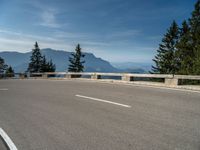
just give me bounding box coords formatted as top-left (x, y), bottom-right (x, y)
top-left (1, 71), bottom-right (200, 93)
top-left (1, 72), bottom-right (200, 88)
top-left (17, 72), bottom-right (199, 87)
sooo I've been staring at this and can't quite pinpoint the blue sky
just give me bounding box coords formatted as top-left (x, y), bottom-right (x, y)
top-left (0, 0), bottom-right (196, 63)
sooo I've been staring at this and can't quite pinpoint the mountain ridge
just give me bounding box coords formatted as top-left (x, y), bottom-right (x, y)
top-left (0, 48), bottom-right (146, 73)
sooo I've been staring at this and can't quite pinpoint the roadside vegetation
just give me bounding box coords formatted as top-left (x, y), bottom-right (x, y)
top-left (152, 0), bottom-right (200, 76)
top-left (68, 44), bottom-right (85, 72)
top-left (0, 57), bottom-right (15, 78)
top-left (0, 57), bottom-right (8, 78)
top-left (0, 42), bottom-right (85, 78)
top-left (0, 0), bottom-right (200, 79)
top-left (27, 42), bottom-right (56, 73)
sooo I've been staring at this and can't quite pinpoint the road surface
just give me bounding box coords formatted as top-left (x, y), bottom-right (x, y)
top-left (0, 79), bottom-right (200, 150)
top-left (0, 137), bottom-right (7, 150)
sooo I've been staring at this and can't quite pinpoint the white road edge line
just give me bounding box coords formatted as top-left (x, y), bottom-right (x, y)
top-left (76, 94), bottom-right (131, 108)
top-left (0, 128), bottom-right (18, 150)
top-left (0, 89), bottom-right (8, 91)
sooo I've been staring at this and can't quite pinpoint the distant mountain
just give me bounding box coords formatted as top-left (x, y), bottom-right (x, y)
top-left (0, 48), bottom-right (119, 73)
top-left (111, 62), bottom-right (152, 72)
top-left (0, 49), bottom-right (147, 73)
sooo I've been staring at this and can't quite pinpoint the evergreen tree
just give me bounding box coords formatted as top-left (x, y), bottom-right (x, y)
top-left (189, 0), bottom-right (200, 75)
top-left (47, 59), bottom-right (56, 72)
top-left (176, 20), bottom-right (193, 75)
top-left (5, 66), bottom-right (14, 77)
top-left (0, 57), bottom-right (7, 74)
top-left (27, 42), bottom-right (43, 73)
top-left (41, 55), bottom-right (48, 72)
top-left (151, 0), bottom-right (200, 76)
top-left (68, 44), bottom-right (85, 72)
top-left (152, 21), bottom-right (179, 74)
top-left (41, 56), bottom-right (56, 72)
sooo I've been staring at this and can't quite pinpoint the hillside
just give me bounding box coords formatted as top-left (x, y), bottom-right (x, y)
top-left (0, 48), bottom-right (118, 72)
top-left (0, 48), bottom-right (146, 73)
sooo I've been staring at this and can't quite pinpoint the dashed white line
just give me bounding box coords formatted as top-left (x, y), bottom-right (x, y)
top-left (76, 94), bottom-right (131, 108)
top-left (0, 128), bottom-right (18, 150)
top-left (0, 89), bottom-right (8, 91)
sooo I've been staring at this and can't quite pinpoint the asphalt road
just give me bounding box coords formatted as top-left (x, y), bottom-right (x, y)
top-left (0, 79), bottom-right (200, 150)
top-left (0, 137), bottom-right (7, 150)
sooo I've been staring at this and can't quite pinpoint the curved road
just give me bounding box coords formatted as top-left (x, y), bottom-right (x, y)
top-left (0, 79), bottom-right (200, 150)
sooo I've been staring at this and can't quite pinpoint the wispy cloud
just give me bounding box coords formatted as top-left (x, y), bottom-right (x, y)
top-left (53, 31), bottom-right (89, 39)
top-left (27, 1), bottom-right (61, 28)
top-left (0, 28), bottom-right (73, 51)
top-left (39, 9), bottom-right (61, 28)
top-left (0, 27), bottom-right (154, 62)
top-left (109, 29), bottom-right (141, 38)
top-left (100, 29), bottom-right (142, 42)
top-left (0, 28), bottom-right (109, 52)
top-left (147, 35), bottom-right (162, 40)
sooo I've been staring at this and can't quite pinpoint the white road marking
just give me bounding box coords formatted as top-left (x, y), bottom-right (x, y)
top-left (0, 128), bottom-right (18, 150)
top-left (0, 89), bottom-right (8, 91)
top-left (76, 94), bottom-right (131, 108)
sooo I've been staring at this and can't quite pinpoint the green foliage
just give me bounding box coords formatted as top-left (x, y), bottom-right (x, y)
top-left (68, 44), bottom-right (85, 72)
top-left (152, 0), bottom-right (200, 75)
top-left (27, 42), bottom-right (43, 73)
top-left (5, 66), bottom-right (14, 77)
top-left (28, 42), bottom-right (56, 73)
top-left (152, 21), bottom-right (179, 74)
top-left (176, 20), bottom-right (193, 75)
top-left (47, 59), bottom-right (56, 72)
top-left (41, 55), bottom-right (47, 72)
top-left (190, 0), bottom-right (200, 75)
top-left (0, 57), bottom-right (8, 74)
top-left (41, 56), bottom-right (56, 72)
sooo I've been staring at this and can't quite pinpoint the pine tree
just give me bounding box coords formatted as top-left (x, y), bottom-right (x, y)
top-left (41, 55), bottom-right (47, 73)
top-left (68, 44), bottom-right (85, 72)
top-left (47, 59), bottom-right (56, 72)
top-left (27, 42), bottom-right (43, 73)
top-left (0, 57), bottom-right (7, 74)
top-left (41, 56), bottom-right (56, 72)
top-left (5, 66), bottom-right (14, 77)
top-left (152, 21), bottom-right (179, 74)
top-left (189, 0), bottom-right (200, 75)
top-left (176, 20), bottom-right (193, 75)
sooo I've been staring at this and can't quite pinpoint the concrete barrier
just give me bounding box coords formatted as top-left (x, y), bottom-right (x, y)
top-left (1, 71), bottom-right (199, 91)
top-left (165, 78), bottom-right (179, 87)
top-left (6, 72), bottom-right (199, 89)
top-left (91, 74), bottom-right (101, 79)
top-left (122, 75), bottom-right (134, 81)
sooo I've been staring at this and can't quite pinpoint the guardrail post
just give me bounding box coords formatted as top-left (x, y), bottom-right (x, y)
top-left (165, 78), bottom-right (178, 87)
top-left (64, 74), bottom-right (67, 78)
top-left (42, 73), bottom-right (48, 79)
top-left (19, 73), bottom-right (25, 79)
top-left (91, 74), bottom-right (101, 79)
top-left (65, 74), bottom-right (72, 78)
top-left (122, 75), bottom-right (134, 81)
top-left (65, 74), bottom-right (81, 78)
